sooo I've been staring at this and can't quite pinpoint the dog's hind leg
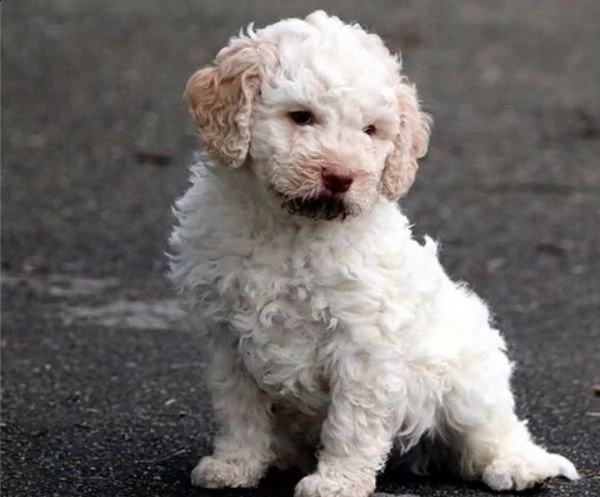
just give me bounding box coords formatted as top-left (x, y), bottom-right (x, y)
top-left (441, 333), bottom-right (579, 491)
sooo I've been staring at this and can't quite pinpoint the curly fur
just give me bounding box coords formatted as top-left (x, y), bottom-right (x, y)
top-left (169, 11), bottom-right (578, 497)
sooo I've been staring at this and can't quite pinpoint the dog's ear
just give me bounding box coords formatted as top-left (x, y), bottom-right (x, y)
top-left (185, 37), bottom-right (262, 167)
top-left (380, 82), bottom-right (432, 200)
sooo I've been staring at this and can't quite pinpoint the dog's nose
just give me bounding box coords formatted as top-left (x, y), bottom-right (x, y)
top-left (321, 164), bottom-right (354, 194)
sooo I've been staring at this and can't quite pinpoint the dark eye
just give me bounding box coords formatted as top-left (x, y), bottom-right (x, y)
top-left (289, 110), bottom-right (315, 126)
top-left (363, 124), bottom-right (376, 136)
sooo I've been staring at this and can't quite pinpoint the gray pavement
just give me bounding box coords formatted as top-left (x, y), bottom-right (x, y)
top-left (2, 1), bottom-right (599, 496)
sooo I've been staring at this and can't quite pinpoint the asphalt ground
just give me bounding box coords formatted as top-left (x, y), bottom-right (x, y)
top-left (2, 1), bottom-right (599, 496)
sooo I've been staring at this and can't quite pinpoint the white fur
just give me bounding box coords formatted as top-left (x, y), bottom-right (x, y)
top-left (169, 12), bottom-right (578, 497)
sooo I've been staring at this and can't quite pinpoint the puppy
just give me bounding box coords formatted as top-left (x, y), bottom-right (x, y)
top-left (169, 11), bottom-right (578, 497)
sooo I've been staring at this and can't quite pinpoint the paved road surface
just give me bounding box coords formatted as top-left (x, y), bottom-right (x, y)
top-left (2, 1), bottom-right (599, 496)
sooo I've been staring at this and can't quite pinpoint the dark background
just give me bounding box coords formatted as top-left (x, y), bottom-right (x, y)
top-left (2, 1), bottom-right (599, 496)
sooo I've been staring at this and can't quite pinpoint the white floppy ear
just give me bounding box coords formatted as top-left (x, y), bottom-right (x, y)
top-left (380, 82), bottom-right (432, 200)
top-left (185, 37), bottom-right (262, 167)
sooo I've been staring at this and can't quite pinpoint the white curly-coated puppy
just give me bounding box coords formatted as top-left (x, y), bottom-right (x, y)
top-left (169, 11), bottom-right (578, 497)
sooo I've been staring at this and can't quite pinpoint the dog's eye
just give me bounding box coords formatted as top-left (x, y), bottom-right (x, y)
top-left (289, 111), bottom-right (315, 126)
top-left (363, 124), bottom-right (376, 136)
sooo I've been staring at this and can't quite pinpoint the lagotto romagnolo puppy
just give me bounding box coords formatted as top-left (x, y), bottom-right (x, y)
top-left (168, 11), bottom-right (578, 497)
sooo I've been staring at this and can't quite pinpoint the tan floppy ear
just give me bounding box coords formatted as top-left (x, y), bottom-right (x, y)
top-left (380, 82), bottom-right (432, 200)
top-left (185, 37), bottom-right (261, 167)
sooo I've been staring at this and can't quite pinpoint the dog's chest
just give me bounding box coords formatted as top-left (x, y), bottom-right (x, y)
top-left (239, 320), bottom-right (331, 413)
top-left (223, 261), bottom-right (336, 412)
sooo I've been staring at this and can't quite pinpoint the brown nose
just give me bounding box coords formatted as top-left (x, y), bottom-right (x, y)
top-left (321, 164), bottom-right (354, 194)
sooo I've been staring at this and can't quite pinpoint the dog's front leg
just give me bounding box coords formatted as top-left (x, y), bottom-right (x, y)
top-left (191, 339), bottom-right (274, 488)
top-left (295, 346), bottom-right (394, 497)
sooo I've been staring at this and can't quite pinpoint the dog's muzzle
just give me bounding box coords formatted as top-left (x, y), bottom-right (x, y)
top-left (280, 194), bottom-right (349, 221)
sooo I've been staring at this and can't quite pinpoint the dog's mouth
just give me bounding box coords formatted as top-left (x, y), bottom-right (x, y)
top-left (273, 190), bottom-right (349, 221)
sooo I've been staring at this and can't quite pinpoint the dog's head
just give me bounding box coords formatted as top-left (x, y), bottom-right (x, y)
top-left (186, 11), bottom-right (431, 220)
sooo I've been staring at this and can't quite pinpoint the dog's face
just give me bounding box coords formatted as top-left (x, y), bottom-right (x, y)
top-left (186, 11), bottom-right (431, 220)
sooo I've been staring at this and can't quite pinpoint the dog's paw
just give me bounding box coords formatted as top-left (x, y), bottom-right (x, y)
top-left (191, 455), bottom-right (265, 488)
top-left (294, 473), bottom-right (374, 497)
top-left (482, 447), bottom-right (579, 491)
